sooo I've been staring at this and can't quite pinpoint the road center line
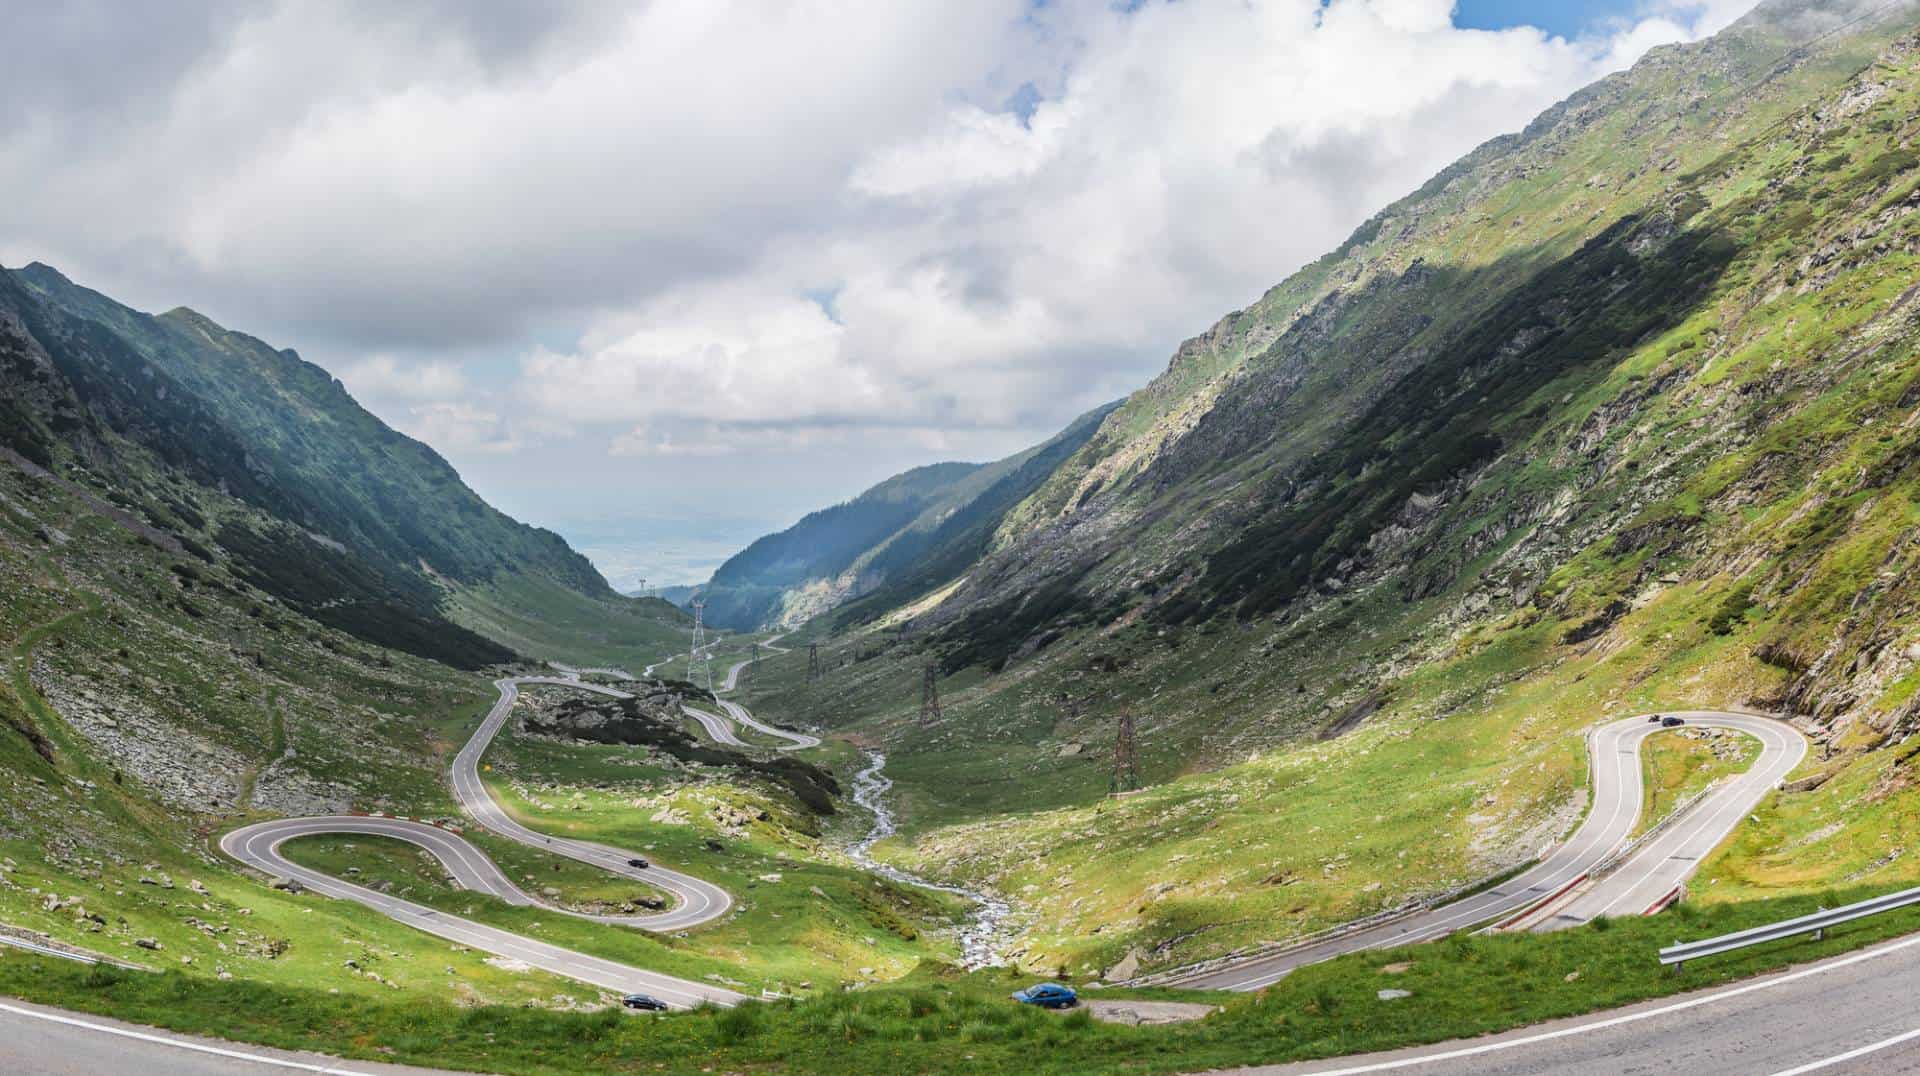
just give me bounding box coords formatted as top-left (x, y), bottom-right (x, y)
top-left (1765, 1025), bottom-right (1920, 1076)
top-left (0, 1001), bottom-right (373, 1074)
top-left (1236, 932), bottom-right (1920, 1075)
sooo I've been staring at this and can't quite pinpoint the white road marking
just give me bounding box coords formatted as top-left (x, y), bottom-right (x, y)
top-left (1178, 713), bottom-right (1806, 991)
top-left (1245, 932), bottom-right (1920, 1074)
top-left (0, 1001), bottom-right (373, 1073)
top-left (218, 673), bottom-right (750, 1009)
top-left (1766, 1025), bottom-right (1920, 1076)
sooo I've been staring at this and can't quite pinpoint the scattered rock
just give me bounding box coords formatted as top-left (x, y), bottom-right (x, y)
top-left (134, 938), bottom-right (162, 951)
top-left (1380, 962), bottom-right (1413, 975)
top-left (1084, 1000), bottom-right (1217, 1026)
top-left (1783, 771), bottom-right (1834, 794)
top-left (1377, 989), bottom-right (1411, 1001)
top-left (1105, 948), bottom-right (1144, 982)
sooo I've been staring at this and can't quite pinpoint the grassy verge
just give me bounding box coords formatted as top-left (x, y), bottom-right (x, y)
top-left (1636, 727), bottom-right (1761, 838)
top-left (8, 885), bottom-right (1920, 1074)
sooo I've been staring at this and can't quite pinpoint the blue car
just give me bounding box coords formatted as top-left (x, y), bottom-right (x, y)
top-left (1012, 982), bottom-right (1078, 1009)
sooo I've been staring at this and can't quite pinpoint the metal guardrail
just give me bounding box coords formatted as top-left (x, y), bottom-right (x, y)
top-left (1128, 862), bottom-right (1535, 988)
top-left (1590, 780), bottom-right (1721, 881)
top-left (0, 932), bottom-right (146, 970)
top-left (1659, 883), bottom-right (1920, 969)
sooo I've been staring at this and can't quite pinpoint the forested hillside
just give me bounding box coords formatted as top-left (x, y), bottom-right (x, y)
top-left (0, 263), bottom-right (679, 667)
top-left (694, 403), bottom-right (1116, 630)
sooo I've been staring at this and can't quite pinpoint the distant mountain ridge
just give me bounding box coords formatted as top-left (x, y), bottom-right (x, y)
top-left (0, 262), bottom-right (662, 668)
top-left (691, 403), bottom-right (1118, 630)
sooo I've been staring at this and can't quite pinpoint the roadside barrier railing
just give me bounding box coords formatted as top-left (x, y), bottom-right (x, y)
top-left (1589, 780), bottom-right (1720, 881)
top-left (0, 932), bottom-right (147, 970)
top-left (1128, 863), bottom-right (1534, 988)
top-left (1659, 883), bottom-right (1920, 970)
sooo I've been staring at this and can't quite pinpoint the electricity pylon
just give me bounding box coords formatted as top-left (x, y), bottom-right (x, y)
top-left (807, 642), bottom-right (822, 683)
top-left (919, 661), bottom-right (942, 726)
top-left (687, 598), bottom-right (711, 692)
top-left (1111, 714), bottom-right (1139, 793)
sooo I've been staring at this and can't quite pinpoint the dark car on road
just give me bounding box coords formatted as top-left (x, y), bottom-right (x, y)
top-left (1012, 982), bottom-right (1078, 1009)
top-left (622, 993), bottom-right (668, 1011)
top-left (627, 858), bottom-right (649, 868)
top-left (1661, 716), bottom-right (1686, 727)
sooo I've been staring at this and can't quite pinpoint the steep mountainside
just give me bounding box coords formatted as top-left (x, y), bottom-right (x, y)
top-left (865, 0), bottom-right (1920, 710)
top-left (0, 263), bottom-right (679, 667)
top-left (734, 0), bottom-right (1920, 975)
top-left (695, 402), bottom-right (1117, 630)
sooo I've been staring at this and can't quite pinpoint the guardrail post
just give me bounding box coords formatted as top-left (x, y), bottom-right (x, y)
top-left (1669, 942), bottom-right (1682, 975)
top-left (1812, 907), bottom-right (1826, 942)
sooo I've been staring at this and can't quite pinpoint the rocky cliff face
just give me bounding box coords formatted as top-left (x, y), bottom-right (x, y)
top-left (519, 687), bottom-right (842, 814)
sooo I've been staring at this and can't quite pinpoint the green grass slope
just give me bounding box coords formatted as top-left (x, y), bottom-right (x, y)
top-left (0, 262), bottom-right (681, 667)
top-left (732, 4), bottom-right (1920, 978)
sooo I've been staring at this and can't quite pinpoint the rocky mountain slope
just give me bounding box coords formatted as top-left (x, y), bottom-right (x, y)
top-left (0, 263), bottom-right (681, 667)
top-left (732, 0), bottom-right (1920, 975)
top-left (0, 269), bottom-right (932, 1014)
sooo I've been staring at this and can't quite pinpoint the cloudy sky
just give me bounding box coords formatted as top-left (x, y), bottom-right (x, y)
top-left (1, 0), bottom-right (1760, 588)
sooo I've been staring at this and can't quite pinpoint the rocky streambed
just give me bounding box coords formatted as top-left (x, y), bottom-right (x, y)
top-left (848, 750), bottom-right (1009, 969)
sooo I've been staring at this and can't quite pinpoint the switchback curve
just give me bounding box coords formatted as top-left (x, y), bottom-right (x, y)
top-left (220, 675), bottom-right (745, 1009)
top-left (1170, 711), bottom-right (1806, 991)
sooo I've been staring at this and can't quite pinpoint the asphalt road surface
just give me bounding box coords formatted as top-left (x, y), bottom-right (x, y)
top-left (710, 636), bottom-right (821, 750)
top-left (1212, 928), bottom-right (1920, 1075)
top-left (219, 674), bottom-right (745, 1009)
top-left (642, 634), bottom-right (822, 751)
top-left (0, 995), bottom-right (460, 1075)
top-left (1174, 712), bottom-right (1806, 991)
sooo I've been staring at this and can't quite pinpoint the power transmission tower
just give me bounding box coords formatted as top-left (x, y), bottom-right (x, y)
top-left (687, 599), bottom-right (712, 692)
top-left (637, 577), bottom-right (647, 598)
top-left (750, 642), bottom-right (761, 676)
top-left (1111, 714), bottom-right (1139, 793)
top-left (919, 662), bottom-right (942, 726)
top-left (806, 642), bottom-right (822, 683)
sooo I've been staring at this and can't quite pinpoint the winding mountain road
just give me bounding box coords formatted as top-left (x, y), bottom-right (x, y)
top-left (708, 636), bottom-right (822, 750)
top-left (1173, 711), bottom-right (1806, 991)
top-left (646, 632), bottom-right (822, 751)
top-left (220, 675), bottom-right (745, 1009)
top-left (1218, 928), bottom-right (1920, 1075)
top-left (30, 689), bottom-right (1886, 1074)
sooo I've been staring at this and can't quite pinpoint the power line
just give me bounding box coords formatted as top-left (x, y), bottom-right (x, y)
top-left (687, 598), bottom-right (711, 692)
